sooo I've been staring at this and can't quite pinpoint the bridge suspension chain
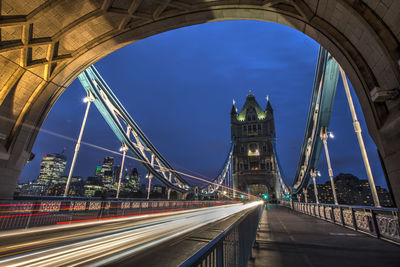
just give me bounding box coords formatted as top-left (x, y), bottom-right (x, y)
top-left (291, 47), bottom-right (340, 195)
top-left (78, 65), bottom-right (189, 192)
top-left (77, 65), bottom-right (236, 197)
top-left (200, 139), bottom-right (235, 196)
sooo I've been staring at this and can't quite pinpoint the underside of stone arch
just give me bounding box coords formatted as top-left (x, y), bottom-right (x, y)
top-left (0, 0), bottom-right (399, 205)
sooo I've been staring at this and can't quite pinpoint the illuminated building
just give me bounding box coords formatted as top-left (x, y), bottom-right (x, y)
top-left (84, 185), bottom-right (105, 197)
top-left (113, 165), bottom-right (121, 184)
top-left (84, 176), bottom-right (104, 197)
top-left (306, 173), bottom-right (394, 207)
top-left (19, 182), bottom-right (47, 196)
top-left (94, 156), bottom-right (115, 186)
top-left (124, 168), bottom-right (140, 191)
top-left (37, 152), bottom-right (67, 184)
top-left (231, 92), bottom-right (277, 198)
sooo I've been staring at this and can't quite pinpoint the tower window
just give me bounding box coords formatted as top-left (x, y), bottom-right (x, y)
top-left (260, 162), bottom-right (266, 169)
top-left (250, 161), bottom-right (259, 170)
top-left (266, 161), bottom-right (271, 170)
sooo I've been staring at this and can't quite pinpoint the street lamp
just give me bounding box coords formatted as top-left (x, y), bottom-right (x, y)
top-left (116, 144), bottom-right (129, 198)
top-left (146, 173), bottom-right (152, 200)
top-left (64, 92), bottom-right (94, 197)
top-left (311, 169), bottom-right (319, 204)
top-left (320, 127), bottom-right (338, 205)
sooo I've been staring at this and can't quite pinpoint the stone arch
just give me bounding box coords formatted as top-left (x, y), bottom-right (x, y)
top-left (0, 0), bottom-right (399, 205)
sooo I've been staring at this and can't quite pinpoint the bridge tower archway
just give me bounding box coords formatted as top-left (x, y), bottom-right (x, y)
top-left (0, 1), bottom-right (399, 206)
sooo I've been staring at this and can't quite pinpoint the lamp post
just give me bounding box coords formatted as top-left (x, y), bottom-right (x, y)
top-left (338, 66), bottom-right (381, 207)
top-left (303, 188), bottom-right (308, 203)
top-left (167, 173), bottom-right (172, 200)
top-left (64, 92), bottom-right (94, 197)
top-left (146, 173), bottom-right (152, 200)
top-left (116, 127), bottom-right (131, 198)
top-left (116, 145), bottom-right (128, 198)
top-left (310, 169), bottom-right (319, 204)
top-left (320, 127), bottom-right (338, 205)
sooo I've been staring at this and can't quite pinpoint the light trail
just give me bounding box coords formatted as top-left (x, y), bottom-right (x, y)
top-left (0, 202), bottom-right (263, 266)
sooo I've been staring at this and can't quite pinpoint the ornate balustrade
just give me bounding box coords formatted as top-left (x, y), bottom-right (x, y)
top-left (290, 201), bottom-right (399, 244)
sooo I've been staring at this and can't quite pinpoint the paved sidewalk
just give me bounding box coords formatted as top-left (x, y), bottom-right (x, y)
top-left (248, 204), bottom-right (400, 267)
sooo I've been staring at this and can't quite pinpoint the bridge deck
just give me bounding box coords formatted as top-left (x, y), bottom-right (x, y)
top-left (249, 204), bottom-right (400, 267)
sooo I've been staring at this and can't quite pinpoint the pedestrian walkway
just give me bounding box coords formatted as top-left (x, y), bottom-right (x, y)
top-left (248, 204), bottom-right (400, 267)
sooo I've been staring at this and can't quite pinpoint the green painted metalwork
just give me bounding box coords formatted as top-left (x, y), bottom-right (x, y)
top-left (78, 66), bottom-right (189, 192)
top-left (292, 47), bottom-right (340, 194)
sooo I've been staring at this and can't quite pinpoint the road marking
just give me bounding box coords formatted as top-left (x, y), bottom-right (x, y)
top-left (276, 214), bottom-right (295, 241)
top-left (329, 232), bottom-right (359, 236)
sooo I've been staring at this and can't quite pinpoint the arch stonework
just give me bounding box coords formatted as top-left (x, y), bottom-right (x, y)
top-left (0, 0), bottom-right (399, 205)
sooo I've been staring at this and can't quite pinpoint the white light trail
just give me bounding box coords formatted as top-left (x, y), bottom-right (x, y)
top-left (0, 202), bottom-right (263, 266)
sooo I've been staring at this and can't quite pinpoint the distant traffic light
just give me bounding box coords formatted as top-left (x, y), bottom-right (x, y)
top-left (240, 194), bottom-right (244, 199)
top-left (285, 194), bottom-right (291, 199)
top-left (263, 194), bottom-right (269, 200)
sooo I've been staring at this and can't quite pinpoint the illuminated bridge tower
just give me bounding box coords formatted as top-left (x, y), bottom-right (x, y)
top-left (231, 92), bottom-right (277, 199)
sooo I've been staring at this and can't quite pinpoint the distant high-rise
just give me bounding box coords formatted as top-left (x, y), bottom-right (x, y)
top-left (37, 152), bottom-right (67, 184)
top-left (95, 156), bottom-right (114, 186)
top-left (124, 168), bottom-right (140, 191)
top-left (113, 165), bottom-right (121, 184)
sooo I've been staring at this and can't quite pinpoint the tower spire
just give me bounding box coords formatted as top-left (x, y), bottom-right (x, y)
top-left (266, 95), bottom-right (273, 112)
top-left (231, 99), bottom-right (237, 115)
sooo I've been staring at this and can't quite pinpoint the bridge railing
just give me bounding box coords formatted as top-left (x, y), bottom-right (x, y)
top-left (180, 204), bottom-right (263, 267)
top-left (0, 199), bottom-right (240, 231)
top-left (287, 201), bottom-right (399, 244)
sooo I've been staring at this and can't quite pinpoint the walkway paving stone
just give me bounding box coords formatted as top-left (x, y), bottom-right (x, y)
top-left (248, 204), bottom-right (400, 267)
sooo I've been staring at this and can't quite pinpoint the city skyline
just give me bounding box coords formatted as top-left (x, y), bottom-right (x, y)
top-left (19, 20), bottom-right (388, 189)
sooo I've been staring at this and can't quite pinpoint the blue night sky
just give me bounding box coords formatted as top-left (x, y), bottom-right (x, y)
top-left (20, 20), bottom-right (387, 188)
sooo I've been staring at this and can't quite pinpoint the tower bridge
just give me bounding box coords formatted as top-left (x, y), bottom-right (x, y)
top-left (0, 1), bottom-right (400, 266)
top-left (0, 47), bottom-right (399, 265)
top-left (231, 92), bottom-right (278, 199)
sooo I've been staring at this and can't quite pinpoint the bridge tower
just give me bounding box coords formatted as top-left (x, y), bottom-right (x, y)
top-left (231, 92), bottom-right (277, 199)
